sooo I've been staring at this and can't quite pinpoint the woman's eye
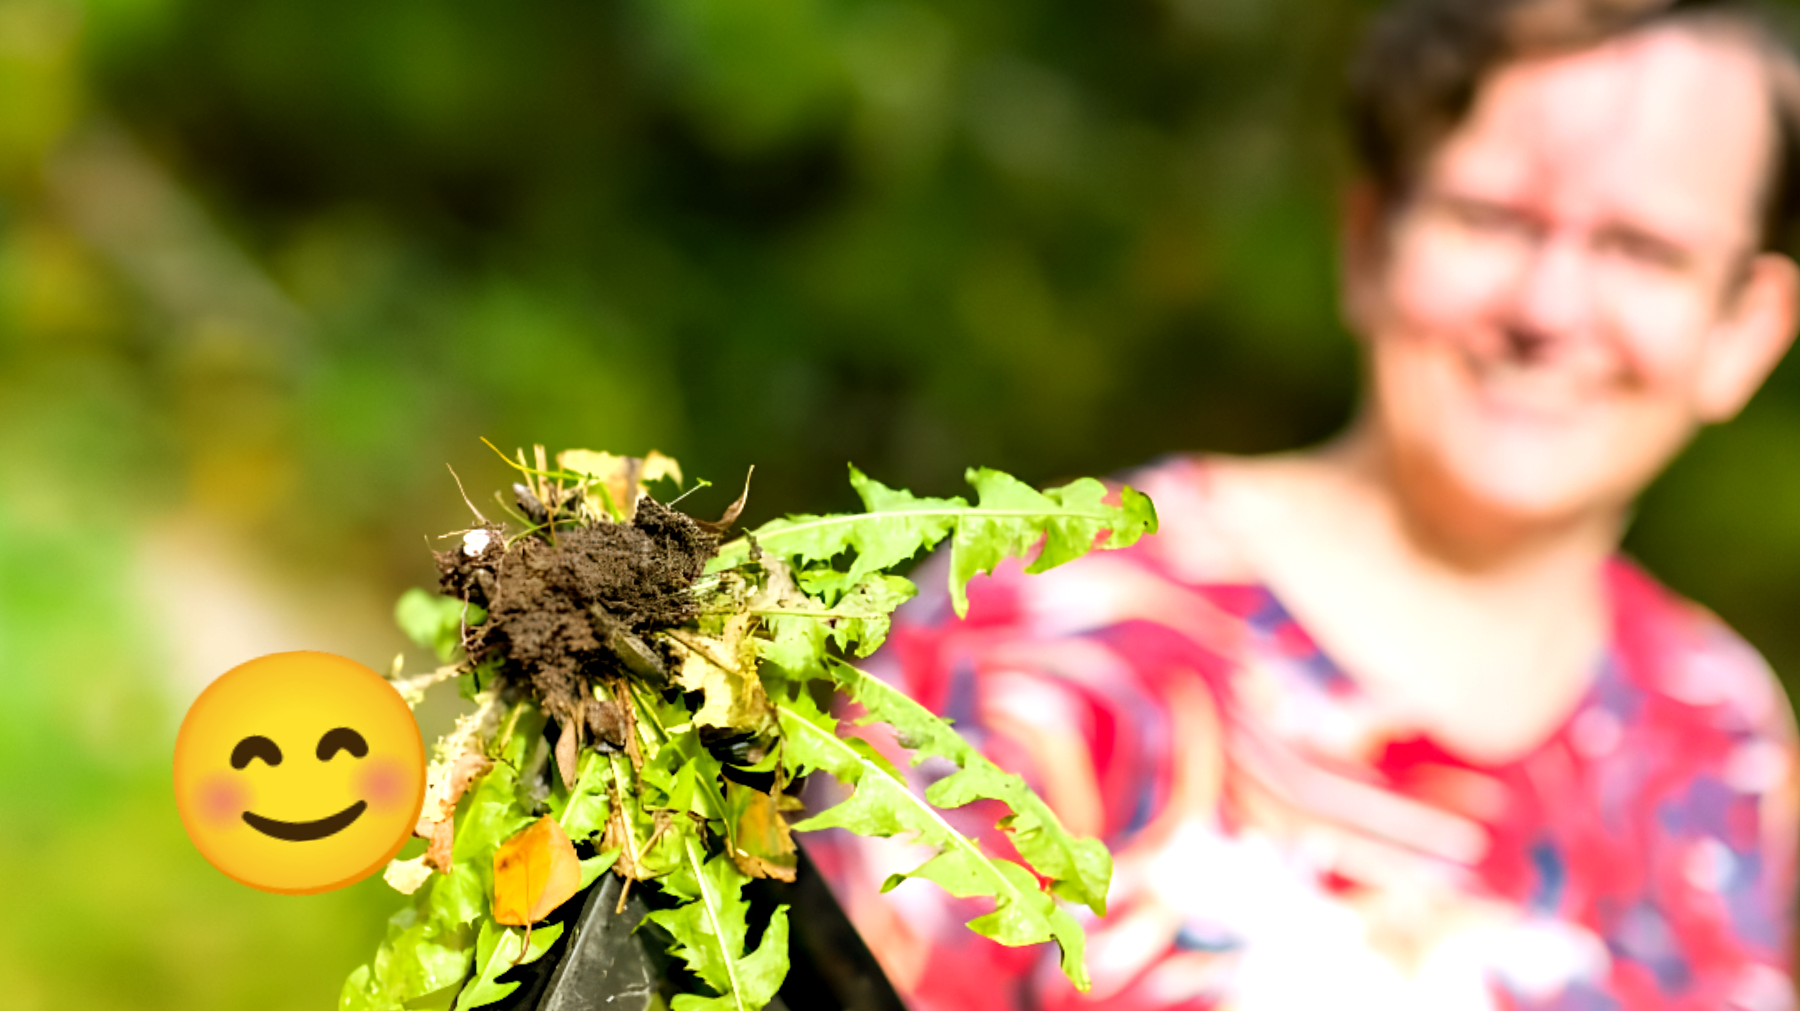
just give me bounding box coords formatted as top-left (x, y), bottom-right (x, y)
top-left (1598, 228), bottom-right (1689, 272)
top-left (230, 735), bottom-right (283, 769)
top-left (1449, 200), bottom-right (1533, 237)
top-left (316, 727), bottom-right (369, 761)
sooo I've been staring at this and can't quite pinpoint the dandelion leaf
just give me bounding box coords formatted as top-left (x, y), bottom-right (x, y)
top-left (645, 840), bottom-right (791, 1011)
top-left (352, 456), bottom-right (1153, 1010)
top-left (396, 589), bottom-right (483, 664)
top-left (552, 747), bottom-right (613, 843)
top-left (723, 465), bottom-right (1157, 618)
top-left (775, 690), bottom-right (1091, 990)
top-left (826, 574), bottom-right (917, 657)
top-left (828, 658), bottom-right (1111, 916)
top-left (451, 918), bottom-right (564, 1011)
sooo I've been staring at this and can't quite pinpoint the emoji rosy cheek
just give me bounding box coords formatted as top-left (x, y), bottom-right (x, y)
top-left (358, 758), bottom-right (410, 812)
top-left (198, 775), bottom-right (249, 828)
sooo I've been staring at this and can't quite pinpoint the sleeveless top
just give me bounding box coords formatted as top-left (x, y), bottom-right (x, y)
top-left (803, 456), bottom-right (1799, 1011)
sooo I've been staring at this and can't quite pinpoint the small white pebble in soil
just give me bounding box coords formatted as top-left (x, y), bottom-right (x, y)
top-left (462, 529), bottom-right (492, 557)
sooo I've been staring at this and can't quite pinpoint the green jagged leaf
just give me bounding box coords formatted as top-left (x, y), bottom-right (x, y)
top-left (397, 588), bottom-right (487, 664)
top-left (340, 899), bottom-right (477, 1010)
top-left (641, 724), bottom-right (725, 822)
top-left (579, 849), bottom-right (621, 890)
top-left (755, 611), bottom-right (830, 677)
top-left (605, 750), bottom-right (686, 880)
top-left (672, 906), bottom-right (789, 1011)
top-left (826, 659), bottom-right (1110, 917)
top-left (632, 687), bottom-right (774, 880)
top-left (343, 741), bottom-right (539, 1006)
top-left (494, 700), bottom-right (547, 768)
top-left (828, 574), bottom-right (918, 656)
top-left (775, 691), bottom-right (1090, 990)
top-left (553, 747), bottom-right (613, 843)
top-left (341, 701), bottom-right (545, 1005)
top-left (712, 466), bottom-right (967, 599)
top-left (458, 658), bottom-right (501, 703)
top-left (947, 470), bottom-right (1156, 615)
top-left (451, 918), bottom-right (565, 1011)
top-left (398, 979), bottom-right (464, 1011)
top-left (754, 573), bottom-right (917, 661)
top-left (715, 465), bottom-right (1157, 618)
top-left (339, 966), bottom-right (391, 1011)
top-left (428, 864), bottom-right (489, 931)
top-left (454, 758), bottom-right (536, 892)
top-left (357, 458), bottom-right (1145, 1009)
top-left (644, 836), bottom-right (791, 1011)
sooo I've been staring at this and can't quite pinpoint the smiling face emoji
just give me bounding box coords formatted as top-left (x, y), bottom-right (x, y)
top-left (173, 651), bottom-right (426, 894)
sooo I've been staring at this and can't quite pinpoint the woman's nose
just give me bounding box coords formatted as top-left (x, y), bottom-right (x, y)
top-left (1500, 233), bottom-right (1601, 361)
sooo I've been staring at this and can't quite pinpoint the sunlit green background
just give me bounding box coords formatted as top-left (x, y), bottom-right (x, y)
top-left (4, 0), bottom-right (1799, 1006)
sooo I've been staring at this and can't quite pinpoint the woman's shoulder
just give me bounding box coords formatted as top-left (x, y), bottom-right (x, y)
top-left (1605, 558), bottom-right (1796, 744)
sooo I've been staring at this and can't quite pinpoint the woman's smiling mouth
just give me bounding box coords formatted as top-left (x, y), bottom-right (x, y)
top-left (242, 800), bottom-right (368, 841)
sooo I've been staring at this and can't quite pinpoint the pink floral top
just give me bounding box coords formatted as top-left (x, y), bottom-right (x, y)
top-left (805, 457), bottom-right (1799, 1011)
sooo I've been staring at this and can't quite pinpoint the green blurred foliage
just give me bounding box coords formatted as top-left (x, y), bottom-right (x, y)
top-left (2, 0), bottom-right (1798, 1006)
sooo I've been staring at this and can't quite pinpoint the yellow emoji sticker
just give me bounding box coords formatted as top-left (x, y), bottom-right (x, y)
top-left (173, 651), bottom-right (426, 894)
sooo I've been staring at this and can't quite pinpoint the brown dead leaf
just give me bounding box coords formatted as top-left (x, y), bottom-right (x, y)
top-left (696, 466), bottom-right (753, 533)
top-left (493, 816), bottom-right (583, 926)
top-left (404, 695), bottom-right (505, 877)
top-left (724, 781), bottom-right (797, 882)
top-left (413, 748), bottom-right (494, 874)
top-left (426, 750), bottom-right (494, 823)
top-left (554, 721), bottom-right (580, 792)
top-left (425, 818), bottom-right (456, 874)
top-left (585, 696), bottom-right (628, 749)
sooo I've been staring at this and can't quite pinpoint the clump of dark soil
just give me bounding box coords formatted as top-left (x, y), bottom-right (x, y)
top-left (435, 497), bottom-right (719, 746)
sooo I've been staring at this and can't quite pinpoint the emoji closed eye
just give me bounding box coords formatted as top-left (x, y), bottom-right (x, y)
top-left (231, 735), bottom-right (283, 769)
top-left (316, 727), bottom-right (368, 761)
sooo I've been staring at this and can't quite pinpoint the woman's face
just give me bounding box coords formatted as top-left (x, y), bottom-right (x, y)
top-left (1350, 24), bottom-right (1797, 531)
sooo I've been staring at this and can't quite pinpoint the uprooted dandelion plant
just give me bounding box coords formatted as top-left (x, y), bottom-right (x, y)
top-left (341, 445), bottom-right (1158, 1011)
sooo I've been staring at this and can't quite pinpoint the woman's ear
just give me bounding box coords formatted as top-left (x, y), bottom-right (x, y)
top-left (1695, 251), bottom-right (1800, 422)
top-left (1338, 179), bottom-right (1387, 337)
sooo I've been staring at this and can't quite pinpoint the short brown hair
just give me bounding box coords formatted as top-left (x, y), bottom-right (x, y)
top-left (1347, 0), bottom-right (1800, 256)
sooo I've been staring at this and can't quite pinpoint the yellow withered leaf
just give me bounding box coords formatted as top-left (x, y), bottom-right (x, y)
top-left (556, 448), bottom-right (684, 523)
top-left (639, 450), bottom-right (683, 488)
top-left (492, 816), bottom-right (583, 926)
top-left (672, 619), bottom-right (772, 733)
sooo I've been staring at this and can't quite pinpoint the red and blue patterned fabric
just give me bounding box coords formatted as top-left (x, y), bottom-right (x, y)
top-left (804, 456), bottom-right (1799, 1011)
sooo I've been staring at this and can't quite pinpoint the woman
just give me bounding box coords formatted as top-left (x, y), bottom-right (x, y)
top-left (809, 1), bottom-right (1800, 1008)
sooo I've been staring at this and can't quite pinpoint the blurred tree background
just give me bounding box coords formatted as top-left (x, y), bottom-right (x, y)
top-left (3, 0), bottom-right (1798, 1006)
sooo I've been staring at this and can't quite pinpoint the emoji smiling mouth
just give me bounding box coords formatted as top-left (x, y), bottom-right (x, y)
top-left (242, 800), bottom-right (368, 841)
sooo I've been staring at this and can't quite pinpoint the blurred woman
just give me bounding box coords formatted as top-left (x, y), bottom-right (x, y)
top-left (810, 1), bottom-right (1800, 1008)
